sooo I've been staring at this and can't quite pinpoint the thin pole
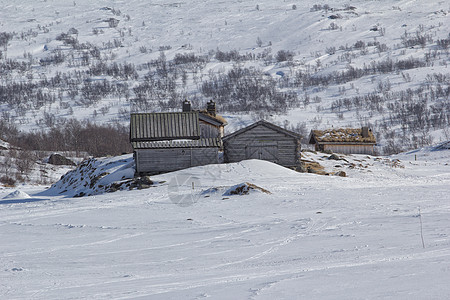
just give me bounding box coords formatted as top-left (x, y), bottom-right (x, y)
top-left (419, 207), bottom-right (425, 249)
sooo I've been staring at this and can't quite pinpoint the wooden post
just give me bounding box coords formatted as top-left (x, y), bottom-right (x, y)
top-left (419, 207), bottom-right (425, 249)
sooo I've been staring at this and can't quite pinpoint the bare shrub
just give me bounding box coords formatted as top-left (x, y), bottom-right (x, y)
top-left (0, 175), bottom-right (16, 187)
top-left (276, 50), bottom-right (294, 62)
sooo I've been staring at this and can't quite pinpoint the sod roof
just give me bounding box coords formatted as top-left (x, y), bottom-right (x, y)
top-left (309, 128), bottom-right (376, 144)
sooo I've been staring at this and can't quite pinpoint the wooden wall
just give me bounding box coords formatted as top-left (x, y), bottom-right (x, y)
top-left (135, 147), bottom-right (219, 174)
top-left (199, 122), bottom-right (221, 139)
top-left (323, 144), bottom-right (374, 155)
top-left (224, 125), bottom-right (300, 167)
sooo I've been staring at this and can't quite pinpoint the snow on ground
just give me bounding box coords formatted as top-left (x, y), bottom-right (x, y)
top-left (41, 154), bottom-right (136, 198)
top-left (2, 190), bottom-right (31, 199)
top-left (0, 148), bottom-right (449, 299)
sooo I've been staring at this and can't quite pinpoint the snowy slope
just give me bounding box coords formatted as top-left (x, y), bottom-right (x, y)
top-left (42, 154), bottom-right (135, 197)
top-left (0, 0), bottom-right (449, 153)
top-left (1, 1), bottom-right (450, 296)
top-left (0, 148), bottom-right (449, 299)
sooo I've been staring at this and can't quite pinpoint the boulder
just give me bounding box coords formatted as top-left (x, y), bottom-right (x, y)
top-left (48, 153), bottom-right (76, 166)
top-left (328, 154), bottom-right (341, 160)
top-left (223, 182), bottom-right (271, 196)
top-left (334, 171), bottom-right (347, 177)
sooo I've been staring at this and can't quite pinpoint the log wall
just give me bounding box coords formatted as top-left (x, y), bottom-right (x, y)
top-left (135, 147), bottom-right (219, 174)
top-left (224, 125), bottom-right (300, 167)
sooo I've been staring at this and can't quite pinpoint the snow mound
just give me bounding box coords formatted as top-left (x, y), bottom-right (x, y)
top-left (392, 141), bottom-right (450, 162)
top-left (2, 190), bottom-right (31, 199)
top-left (223, 182), bottom-right (271, 196)
top-left (42, 154), bottom-right (142, 197)
top-left (433, 141), bottom-right (450, 151)
top-left (155, 159), bottom-right (302, 186)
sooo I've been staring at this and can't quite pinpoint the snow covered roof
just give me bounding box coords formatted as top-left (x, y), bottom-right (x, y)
top-left (309, 128), bottom-right (376, 144)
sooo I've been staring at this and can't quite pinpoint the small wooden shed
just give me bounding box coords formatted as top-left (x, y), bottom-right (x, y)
top-left (130, 100), bottom-right (227, 175)
top-left (223, 120), bottom-right (301, 168)
top-left (308, 127), bottom-right (376, 155)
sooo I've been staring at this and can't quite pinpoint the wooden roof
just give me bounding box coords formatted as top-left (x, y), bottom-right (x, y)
top-left (132, 138), bottom-right (222, 149)
top-left (223, 120), bottom-right (302, 141)
top-left (130, 112), bottom-right (200, 142)
top-left (198, 111), bottom-right (227, 126)
top-left (130, 110), bottom-right (227, 142)
top-left (309, 128), bottom-right (376, 145)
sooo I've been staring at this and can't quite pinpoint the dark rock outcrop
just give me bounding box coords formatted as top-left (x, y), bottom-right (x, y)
top-left (48, 153), bottom-right (76, 166)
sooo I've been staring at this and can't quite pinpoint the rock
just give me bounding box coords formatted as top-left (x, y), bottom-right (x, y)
top-left (135, 176), bottom-right (153, 189)
top-left (328, 154), bottom-right (341, 160)
top-left (48, 153), bottom-right (76, 166)
top-left (335, 171), bottom-right (347, 177)
top-left (297, 162), bottom-right (308, 173)
top-left (303, 161), bottom-right (327, 175)
top-left (223, 182), bottom-right (271, 196)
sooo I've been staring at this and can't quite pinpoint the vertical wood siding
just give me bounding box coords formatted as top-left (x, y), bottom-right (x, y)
top-left (323, 144), bottom-right (374, 155)
top-left (135, 147), bottom-right (219, 174)
top-left (199, 122), bottom-right (220, 139)
top-left (224, 125), bottom-right (300, 167)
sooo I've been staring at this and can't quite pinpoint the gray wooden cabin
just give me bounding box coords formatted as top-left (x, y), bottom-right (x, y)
top-left (308, 127), bottom-right (376, 155)
top-left (223, 120), bottom-right (302, 168)
top-left (130, 100), bottom-right (227, 175)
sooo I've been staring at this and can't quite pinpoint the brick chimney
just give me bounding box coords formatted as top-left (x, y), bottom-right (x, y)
top-left (207, 100), bottom-right (216, 116)
top-left (182, 99), bottom-right (191, 112)
top-left (362, 126), bottom-right (370, 138)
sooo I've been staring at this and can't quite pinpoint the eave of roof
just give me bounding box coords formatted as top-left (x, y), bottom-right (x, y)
top-left (223, 120), bottom-right (301, 141)
top-left (198, 110), bottom-right (227, 126)
top-left (132, 138), bottom-right (222, 149)
top-left (314, 141), bottom-right (376, 145)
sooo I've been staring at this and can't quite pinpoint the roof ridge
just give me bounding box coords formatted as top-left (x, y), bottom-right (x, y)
top-left (223, 119), bottom-right (301, 140)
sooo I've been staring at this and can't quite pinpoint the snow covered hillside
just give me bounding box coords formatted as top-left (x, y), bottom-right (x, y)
top-left (1, 147), bottom-right (449, 299)
top-left (0, 0), bottom-right (449, 154)
top-left (1, 1), bottom-right (449, 298)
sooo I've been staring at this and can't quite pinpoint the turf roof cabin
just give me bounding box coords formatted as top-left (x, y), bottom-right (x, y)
top-left (223, 120), bottom-right (302, 169)
top-left (130, 100), bottom-right (227, 175)
top-left (308, 127), bottom-right (376, 155)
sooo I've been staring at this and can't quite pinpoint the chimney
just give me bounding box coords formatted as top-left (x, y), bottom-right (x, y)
top-left (207, 100), bottom-right (216, 116)
top-left (182, 99), bottom-right (191, 112)
top-left (362, 126), bottom-right (370, 138)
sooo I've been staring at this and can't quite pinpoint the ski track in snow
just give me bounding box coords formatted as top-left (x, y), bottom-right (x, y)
top-left (1, 152), bottom-right (450, 299)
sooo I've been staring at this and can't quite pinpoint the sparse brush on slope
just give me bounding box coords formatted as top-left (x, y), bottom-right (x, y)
top-left (0, 0), bottom-right (449, 156)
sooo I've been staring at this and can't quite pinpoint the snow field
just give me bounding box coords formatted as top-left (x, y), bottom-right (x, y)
top-left (1, 151), bottom-right (449, 299)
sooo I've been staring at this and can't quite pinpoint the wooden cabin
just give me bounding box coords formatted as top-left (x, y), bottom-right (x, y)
top-left (308, 127), bottom-right (376, 155)
top-left (130, 100), bottom-right (227, 175)
top-left (223, 120), bottom-right (302, 168)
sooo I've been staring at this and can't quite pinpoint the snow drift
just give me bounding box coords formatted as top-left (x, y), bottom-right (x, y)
top-left (42, 154), bottom-right (137, 197)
